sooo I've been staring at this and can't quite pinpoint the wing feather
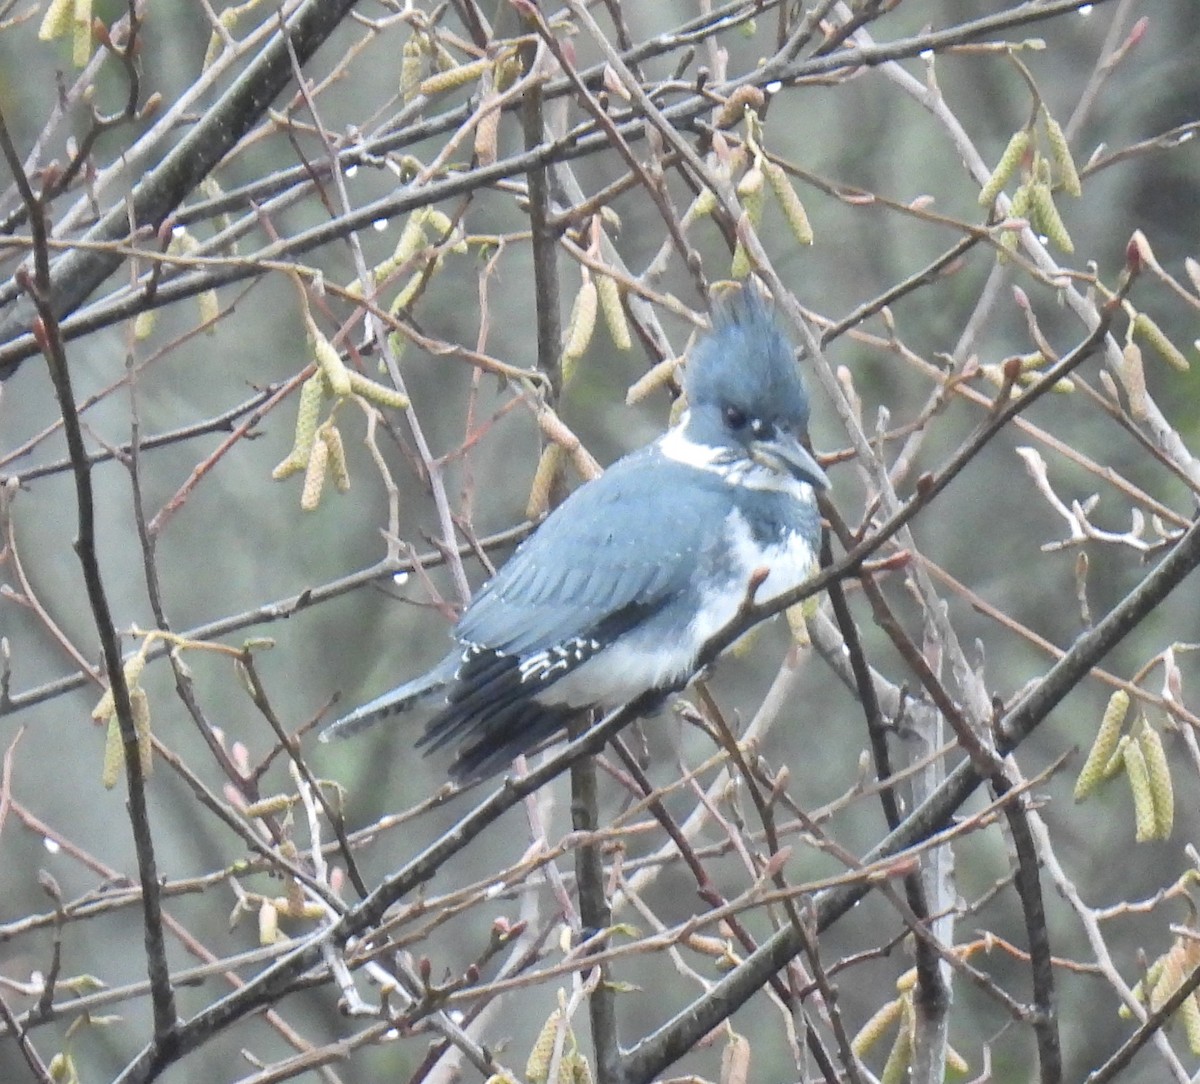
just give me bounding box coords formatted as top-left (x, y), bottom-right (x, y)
top-left (457, 450), bottom-right (732, 654)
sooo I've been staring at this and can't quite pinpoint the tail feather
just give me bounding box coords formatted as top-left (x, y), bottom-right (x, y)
top-left (319, 654), bottom-right (457, 742)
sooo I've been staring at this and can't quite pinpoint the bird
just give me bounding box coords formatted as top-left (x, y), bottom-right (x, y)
top-left (320, 282), bottom-right (829, 782)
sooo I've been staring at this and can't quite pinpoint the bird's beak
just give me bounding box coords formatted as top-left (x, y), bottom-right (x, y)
top-left (750, 431), bottom-right (830, 490)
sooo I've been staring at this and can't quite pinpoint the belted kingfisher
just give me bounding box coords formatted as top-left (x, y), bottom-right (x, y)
top-left (321, 283), bottom-right (828, 781)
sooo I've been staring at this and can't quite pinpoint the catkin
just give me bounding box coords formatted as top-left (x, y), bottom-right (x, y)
top-left (300, 435), bottom-right (329, 512)
top-left (713, 85), bottom-right (765, 129)
top-left (764, 160), bottom-right (814, 245)
top-left (979, 129), bottom-right (1031, 206)
top-left (258, 899), bottom-right (280, 946)
top-left (596, 274), bottom-right (631, 350)
top-left (626, 356), bottom-right (681, 405)
top-left (474, 99), bottom-right (500, 165)
top-left (38, 0), bottom-right (74, 41)
top-left (400, 40), bottom-right (423, 103)
top-left (131, 687), bottom-right (153, 777)
top-left (1074, 689), bottom-right (1129, 800)
top-left (879, 1016), bottom-right (913, 1084)
top-left (1134, 312), bottom-right (1190, 372)
top-left (102, 713), bottom-right (124, 789)
top-left (569, 1052), bottom-right (593, 1084)
top-left (71, 0), bottom-right (93, 67)
top-left (1043, 112), bottom-right (1082, 197)
top-left (1182, 992), bottom-right (1200, 1055)
top-left (1029, 182), bottom-right (1074, 253)
top-left (526, 1009), bottom-right (564, 1083)
top-left (851, 997), bottom-right (904, 1057)
top-left (1123, 739), bottom-right (1158, 843)
top-left (1138, 724), bottom-right (1174, 839)
top-left (419, 57), bottom-right (490, 98)
top-left (321, 425), bottom-right (351, 493)
top-left (347, 370), bottom-right (410, 409)
top-left (1119, 342), bottom-right (1149, 420)
top-left (526, 444), bottom-right (563, 521)
top-left (561, 279), bottom-right (598, 382)
top-left (309, 319), bottom-right (352, 397)
top-left (272, 375), bottom-right (326, 479)
top-left (731, 163), bottom-right (766, 278)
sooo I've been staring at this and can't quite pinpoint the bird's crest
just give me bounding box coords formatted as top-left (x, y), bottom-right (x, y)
top-left (683, 283), bottom-right (810, 428)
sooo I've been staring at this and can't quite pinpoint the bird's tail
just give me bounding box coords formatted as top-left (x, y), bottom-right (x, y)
top-left (318, 654), bottom-right (457, 742)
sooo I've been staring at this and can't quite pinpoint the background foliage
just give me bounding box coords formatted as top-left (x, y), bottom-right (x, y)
top-left (2, 1), bottom-right (1199, 1082)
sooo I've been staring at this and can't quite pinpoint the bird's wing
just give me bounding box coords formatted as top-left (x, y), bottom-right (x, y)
top-left (457, 449), bottom-right (731, 655)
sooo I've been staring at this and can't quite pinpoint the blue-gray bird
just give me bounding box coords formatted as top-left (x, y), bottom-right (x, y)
top-left (321, 284), bottom-right (828, 782)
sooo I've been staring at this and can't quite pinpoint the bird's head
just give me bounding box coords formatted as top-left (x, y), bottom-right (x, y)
top-left (671, 284), bottom-right (829, 493)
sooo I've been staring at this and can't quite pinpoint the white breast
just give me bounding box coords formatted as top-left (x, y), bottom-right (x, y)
top-left (534, 509), bottom-right (816, 710)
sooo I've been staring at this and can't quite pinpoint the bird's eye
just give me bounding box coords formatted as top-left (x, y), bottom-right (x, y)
top-left (749, 417), bottom-right (768, 439)
top-left (724, 405), bottom-right (748, 430)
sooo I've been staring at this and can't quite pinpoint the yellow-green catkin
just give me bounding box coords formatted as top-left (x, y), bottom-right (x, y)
top-left (879, 1016), bottom-right (913, 1084)
top-left (493, 49), bottom-right (523, 93)
top-left (71, 0), bottom-right (93, 67)
top-left (526, 443), bottom-right (564, 521)
top-left (1134, 312), bottom-right (1191, 372)
top-left (102, 713), bottom-right (124, 789)
top-left (1074, 689), bottom-right (1129, 801)
top-left (1122, 955), bottom-right (1166, 1017)
top-left (272, 375), bottom-right (326, 480)
top-left (307, 316), bottom-right (352, 397)
top-left (561, 278), bottom-right (598, 383)
top-left (347, 370), bottom-right (409, 409)
top-left (851, 997), bottom-right (904, 1058)
top-left (526, 1008), bottom-right (564, 1083)
top-left (626, 356), bottom-right (680, 405)
top-left (203, 7), bottom-right (239, 69)
top-left (242, 793), bottom-right (294, 819)
top-left (133, 307), bottom-right (158, 341)
top-left (258, 899), bottom-right (280, 945)
top-left (418, 57), bottom-right (490, 98)
top-left (300, 434), bottom-right (329, 512)
top-left (731, 162), bottom-right (766, 278)
top-left (474, 96), bottom-right (500, 166)
top-left (38, 0), bottom-right (74, 41)
top-left (1138, 724), bottom-right (1174, 839)
top-left (569, 1051), bottom-right (594, 1084)
top-left (1103, 733), bottom-right (1132, 780)
top-left (91, 653), bottom-right (147, 724)
top-left (1043, 112), bottom-right (1082, 197)
top-left (945, 1045), bottom-right (970, 1075)
top-left (999, 182), bottom-right (1033, 258)
top-left (400, 40), bottom-right (424, 103)
top-left (764, 160), bottom-right (814, 245)
top-left (712, 85), bottom-right (765, 129)
top-left (690, 184), bottom-right (719, 218)
top-left (596, 274), bottom-right (631, 350)
top-left (979, 129), bottom-right (1032, 206)
top-left (321, 424), bottom-right (351, 493)
top-left (48, 1051), bottom-right (79, 1084)
top-left (1029, 182), bottom-right (1074, 253)
top-left (131, 687), bottom-right (153, 777)
top-left (1182, 992), bottom-right (1200, 1055)
top-left (1123, 738), bottom-right (1158, 843)
top-left (198, 288), bottom-right (220, 331)
top-left (394, 210), bottom-right (431, 268)
top-left (1120, 342), bottom-right (1149, 420)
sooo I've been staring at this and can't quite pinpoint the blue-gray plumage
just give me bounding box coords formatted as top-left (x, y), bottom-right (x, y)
top-left (320, 283), bottom-right (828, 781)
